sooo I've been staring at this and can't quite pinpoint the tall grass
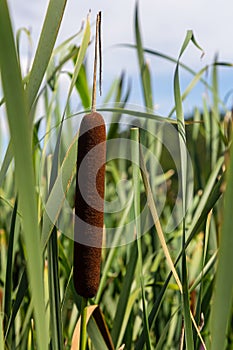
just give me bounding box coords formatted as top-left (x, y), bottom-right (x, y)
top-left (0, 1), bottom-right (233, 349)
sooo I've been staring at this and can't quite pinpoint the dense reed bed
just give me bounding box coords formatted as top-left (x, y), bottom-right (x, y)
top-left (0, 1), bottom-right (233, 349)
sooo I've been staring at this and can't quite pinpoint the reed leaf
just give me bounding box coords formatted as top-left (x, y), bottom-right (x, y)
top-left (0, 2), bottom-right (48, 348)
top-left (25, 0), bottom-right (67, 109)
top-left (211, 143), bottom-right (233, 349)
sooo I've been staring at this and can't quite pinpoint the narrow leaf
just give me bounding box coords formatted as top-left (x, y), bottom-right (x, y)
top-left (26, 0), bottom-right (68, 109)
top-left (3, 199), bottom-right (18, 330)
top-left (211, 143), bottom-right (233, 349)
top-left (0, 2), bottom-right (48, 348)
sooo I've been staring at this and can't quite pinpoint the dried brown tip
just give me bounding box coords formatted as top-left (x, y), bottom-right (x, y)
top-left (73, 112), bottom-right (106, 298)
top-left (91, 11), bottom-right (102, 112)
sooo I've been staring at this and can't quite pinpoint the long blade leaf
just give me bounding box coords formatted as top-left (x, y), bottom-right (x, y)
top-left (211, 144), bottom-right (233, 349)
top-left (26, 0), bottom-right (67, 109)
top-left (0, 2), bottom-right (48, 348)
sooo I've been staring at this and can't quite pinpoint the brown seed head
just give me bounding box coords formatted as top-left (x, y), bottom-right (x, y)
top-left (73, 112), bottom-right (106, 298)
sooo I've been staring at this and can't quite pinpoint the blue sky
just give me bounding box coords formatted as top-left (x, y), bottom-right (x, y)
top-left (6, 0), bottom-right (233, 115)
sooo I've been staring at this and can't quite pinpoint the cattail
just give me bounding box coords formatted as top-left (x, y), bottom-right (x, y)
top-left (73, 11), bottom-right (104, 299)
top-left (73, 111), bottom-right (106, 298)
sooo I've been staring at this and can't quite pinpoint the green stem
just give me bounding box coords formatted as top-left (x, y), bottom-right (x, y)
top-left (80, 297), bottom-right (88, 350)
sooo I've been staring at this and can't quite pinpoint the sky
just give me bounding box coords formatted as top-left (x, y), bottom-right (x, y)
top-left (5, 0), bottom-right (233, 116)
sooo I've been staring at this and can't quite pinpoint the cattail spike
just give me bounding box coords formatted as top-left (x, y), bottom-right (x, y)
top-left (73, 112), bottom-right (106, 298)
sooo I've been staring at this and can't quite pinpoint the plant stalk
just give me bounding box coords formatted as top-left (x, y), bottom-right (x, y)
top-left (80, 297), bottom-right (88, 350)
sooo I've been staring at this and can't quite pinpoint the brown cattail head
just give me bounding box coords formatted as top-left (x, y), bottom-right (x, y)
top-left (73, 111), bottom-right (106, 298)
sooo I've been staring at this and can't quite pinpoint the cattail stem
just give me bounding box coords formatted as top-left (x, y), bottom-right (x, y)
top-left (91, 11), bottom-right (101, 112)
top-left (80, 297), bottom-right (88, 350)
top-left (73, 11), bottom-right (105, 299)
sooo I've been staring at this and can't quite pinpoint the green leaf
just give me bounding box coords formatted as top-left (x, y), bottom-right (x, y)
top-left (25, 0), bottom-right (68, 109)
top-left (116, 288), bottom-right (141, 349)
top-left (135, 277), bottom-right (170, 350)
top-left (73, 63), bottom-right (91, 109)
top-left (139, 144), bottom-right (182, 291)
top-left (173, 31), bottom-right (204, 350)
top-left (111, 242), bottom-right (138, 347)
top-left (96, 107), bottom-right (178, 124)
top-left (47, 228), bottom-right (63, 350)
top-left (107, 72), bottom-right (131, 140)
top-left (131, 128), bottom-right (151, 350)
top-left (4, 270), bottom-right (28, 340)
top-left (63, 15), bottom-right (90, 115)
top-left (168, 65), bottom-right (208, 118)
top-left (41, 133), bottom-right (77, 249)
top-left (45, 15), bottom-right (90, 229)
top-left (0, 2), bottom-right (48, 348)
top-left (46, 45), bottom-right (80, 88)
top-left (92, 306), bottom-right (115, 350)
top-left (3, 199), bottom-right (18, 330)
top-left (135, 3), bottom-right (153, 110)
top-left (0, 312), bottom-right (4, 350)
top-left (119, 44), bottom-right (228, 112)
top-left (87, 318), bottom-right (111, 350)
top-left (211, 56), bottom-right (221, 169)
top-left (95, 190), bottom-right (134, 303)
top-left (155, 309), bottom-right (179, 350)
top-left (211, 143), bottom-right (233, 349)
top-left (16, 27), bottom-right (32, 73)
top-left (0, 142), bottom-right (13, 188)
top-left (184, 157), bottom-right (224, 249)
